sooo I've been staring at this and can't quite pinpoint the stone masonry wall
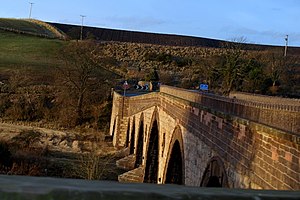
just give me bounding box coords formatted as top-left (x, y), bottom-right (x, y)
top-left (250, 125), bottom-right (300, 190)
top-left (158, 92), bottom-right (254, 188)
top-left (159, 90), bottom-right (300, 189)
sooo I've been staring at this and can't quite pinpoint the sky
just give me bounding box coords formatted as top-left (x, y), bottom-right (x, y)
top-left (1, 0), bottom-right (300, 46)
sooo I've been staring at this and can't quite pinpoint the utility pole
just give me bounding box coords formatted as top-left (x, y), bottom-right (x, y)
top-left (80, 15), bottom-right (86, 40)
top-left (29, 2), bottom-right (34, 19)
top-left (284, 35), bottom-right (288, 57)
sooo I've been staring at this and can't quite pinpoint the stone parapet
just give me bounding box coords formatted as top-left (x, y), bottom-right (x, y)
top-left (1, 175), bottom-right (300, 199)
top-left (229, 91), bottom-right (300, 107)
top-left (160, 85), bottom-right (300, 135)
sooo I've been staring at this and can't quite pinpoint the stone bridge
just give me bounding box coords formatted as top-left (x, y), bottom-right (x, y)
top-left (109, 85), bottom-right (300, 190)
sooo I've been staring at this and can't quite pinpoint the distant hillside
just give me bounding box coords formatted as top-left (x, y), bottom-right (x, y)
top-left (0, 18), bottom-right (66, 39)
top-left (50, 22), bottom-right (300, 55)
top-left (1, 18), bottom-right (299, 54)
top-left (50, 22), bottom-right (224, 47)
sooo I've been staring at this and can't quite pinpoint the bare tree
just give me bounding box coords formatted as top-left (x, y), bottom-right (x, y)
top-left (262, 50), bottom-right (300, 95)
top-left (219, 37), bottom-right (249, 95)
top-left (76, 141), bottom-right (117, 180)
top-left (56, 41), bottom-right (109, 126)
top-left (78, 149), bottom-right (101, 180)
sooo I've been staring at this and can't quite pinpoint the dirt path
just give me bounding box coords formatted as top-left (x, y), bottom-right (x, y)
top-left (0, 122), bottom-right (116, 154)
top-left (0, 122), bottom-right (67, 141)
top-left (0, 122), bottom-right (122, 180)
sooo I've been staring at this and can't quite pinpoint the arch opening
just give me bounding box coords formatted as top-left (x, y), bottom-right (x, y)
top-left (135, 120), bottom-right (144, 168)
top-left (111, 119), bottom-right (116, 139)
top-left (129, 120), bottom-right (135, 154)
top-left (200, 158), bottom-right (228, 187)
top-left (144, 119), bottom-right (159, 183)
top-left (125, 119), bottom-right (130, 147)
top-left (165, 140), bottom-right (183, 184)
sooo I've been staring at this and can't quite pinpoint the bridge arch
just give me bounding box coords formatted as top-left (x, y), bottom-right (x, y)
top-left (111, 117), bottom-right (118, 146)
top-left (163, 126), bottom-right (185, 185)
top-left (144, 108), bottom-right (160, 183)
top-left (125, 119), bottom-right (130, 147)
top-left (129, 117), bottom-right (136, 154)
top-left (200, 157), bottom-right (229, 188)
top-left (111, 118), bottom-right (117, 138)
top-left (135, 113), bottom-right (144, 168)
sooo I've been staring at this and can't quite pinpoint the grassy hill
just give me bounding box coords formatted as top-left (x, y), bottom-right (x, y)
top-left (0, 19), bottom-right (121, 83)
top-left (0, 19), bottom-right (67, 77)
top-left (0, 30), bottom-right (65, 73)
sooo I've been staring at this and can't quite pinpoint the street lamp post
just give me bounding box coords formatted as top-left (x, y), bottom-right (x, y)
top-left (122, 80), bottom-right (129, 118)
top-left (284, 35), bottom-right (288, 57)
top-left (29, 2), bottom-right (34, 19)
top-left (80, 15), bottom-right (86, 40)
top-left (123, 81), bottom-right (129, 96)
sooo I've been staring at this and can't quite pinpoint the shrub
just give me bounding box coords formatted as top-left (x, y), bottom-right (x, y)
top-left (0, 141), bottom-right (12, 173)
top-left (11, 130), bottom-right (42, 149)
top-left (0, 95), bottom-right (11, 117)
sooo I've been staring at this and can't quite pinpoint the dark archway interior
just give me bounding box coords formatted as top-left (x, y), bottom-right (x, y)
top-left (200, 159), bottom-right (227, 187)
top-left (125, 120), bottom-right (130, 148)
top-left (129, 121), bottom-right (135, 154)
top-left (165, 140), bottom-right (183, 185)
top-left (207, 176), bottom-right (222, 187)
top-left (144, 120), bottom-right (159, 183)
top-left (135, 120), bottom-right (144, 168)
top-left (111, 119), bottom-right (116, 139)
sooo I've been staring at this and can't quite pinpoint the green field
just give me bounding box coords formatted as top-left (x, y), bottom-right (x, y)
top-left (0, 30), bottom-right (65, 72)
top-left (0, 18), bottom-right (67, 75)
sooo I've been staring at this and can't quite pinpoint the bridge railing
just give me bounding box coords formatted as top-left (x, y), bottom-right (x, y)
top-left (160, 85), bottom-right (300, 134)
top-left (229, 91), bottom-right (300, 110)
top-left (160, 86), bottom-right (300, 111)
